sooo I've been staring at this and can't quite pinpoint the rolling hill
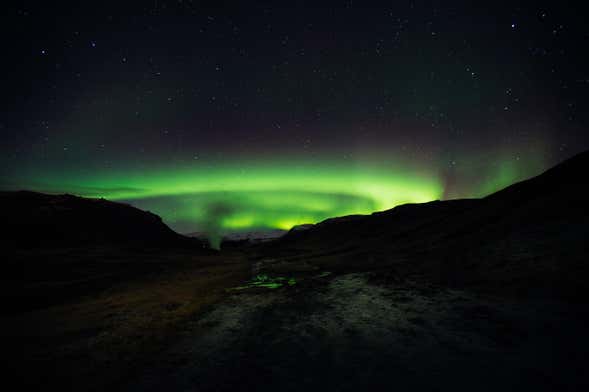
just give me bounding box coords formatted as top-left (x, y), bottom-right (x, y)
top-left (0, 191), bottom-right (203, 249)
top-left (258, 151), bottom-right (589, 299)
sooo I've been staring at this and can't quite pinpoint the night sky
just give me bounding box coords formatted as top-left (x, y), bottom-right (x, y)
top-left (2, 1), bottom-right (589, 240)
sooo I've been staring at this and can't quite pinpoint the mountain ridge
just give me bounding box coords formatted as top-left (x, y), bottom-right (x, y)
top-left (0, 190), bottom-right (206, 249)
top-left (257, 150), bottom-right (589, 299)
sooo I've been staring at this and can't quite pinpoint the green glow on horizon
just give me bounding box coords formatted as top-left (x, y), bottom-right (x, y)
top-left (7, 151), bottom-right (547, 245)
top-left (14, 160), bottom-right (443, 238)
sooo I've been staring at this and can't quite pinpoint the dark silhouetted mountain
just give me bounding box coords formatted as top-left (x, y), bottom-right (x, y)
top-left (262, 151), bottom-right (589, 299)
top-left (1, 191), bottom-right (204, 249)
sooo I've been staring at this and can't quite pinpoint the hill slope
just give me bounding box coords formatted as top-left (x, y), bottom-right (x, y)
top-left (259, 151), bottom-right (589, 298)
top-left (0, 191), bottom-right (201, 249)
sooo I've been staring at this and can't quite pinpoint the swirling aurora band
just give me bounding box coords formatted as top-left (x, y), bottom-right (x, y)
top-left (6, 153), bottom-right (545, 244)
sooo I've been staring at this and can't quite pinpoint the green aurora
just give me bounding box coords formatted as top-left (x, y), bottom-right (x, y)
top-left (5, 151), bottom-right (548, 246)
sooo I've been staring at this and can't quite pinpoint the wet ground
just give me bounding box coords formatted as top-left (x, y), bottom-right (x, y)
top-left (126, 270), bottom-right (589, 391)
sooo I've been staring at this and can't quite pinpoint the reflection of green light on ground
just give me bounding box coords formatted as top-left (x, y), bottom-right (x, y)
top-left (228, 274), bottom-right (297, 291)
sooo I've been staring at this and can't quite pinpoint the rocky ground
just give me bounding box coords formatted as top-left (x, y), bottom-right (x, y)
top-left (126, 265), bottom-right (589, 391)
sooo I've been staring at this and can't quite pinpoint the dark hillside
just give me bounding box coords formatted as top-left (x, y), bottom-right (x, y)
top-left (258, 151), bottom-right (589, 299)
top-left (0, 191), bottom-right (203, 249)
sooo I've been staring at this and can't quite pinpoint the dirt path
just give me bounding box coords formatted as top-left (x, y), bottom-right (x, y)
top-left (127, 272), bottom-right (589, 391)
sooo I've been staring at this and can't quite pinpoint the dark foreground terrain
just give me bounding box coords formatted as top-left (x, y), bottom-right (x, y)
top-left (127, 269), bottom-right (589, 391)
top-left (2, 247), bottom-right (250, 391)
top-left (2, 151), bottom-right (589, 391)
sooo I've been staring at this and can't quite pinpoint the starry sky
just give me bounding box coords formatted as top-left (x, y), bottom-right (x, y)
top-left (2, 1), bottom-right (589, 240)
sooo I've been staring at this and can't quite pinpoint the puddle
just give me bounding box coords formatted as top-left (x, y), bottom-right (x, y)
top-left (227, 271), bottom-right (332, 292)
top-left (228, 274), bottom-right (296, 291)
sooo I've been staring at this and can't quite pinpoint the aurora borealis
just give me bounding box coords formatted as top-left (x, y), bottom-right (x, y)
top-left (2, 2), bottom-right (589, 243)
top-left (31, 160), bottom-right (442, 231)
top-left (4, 150), bottom-right (549, 242)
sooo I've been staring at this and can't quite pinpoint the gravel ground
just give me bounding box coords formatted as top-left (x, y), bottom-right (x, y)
top-left (126, 271), bottom-right (589, 391)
